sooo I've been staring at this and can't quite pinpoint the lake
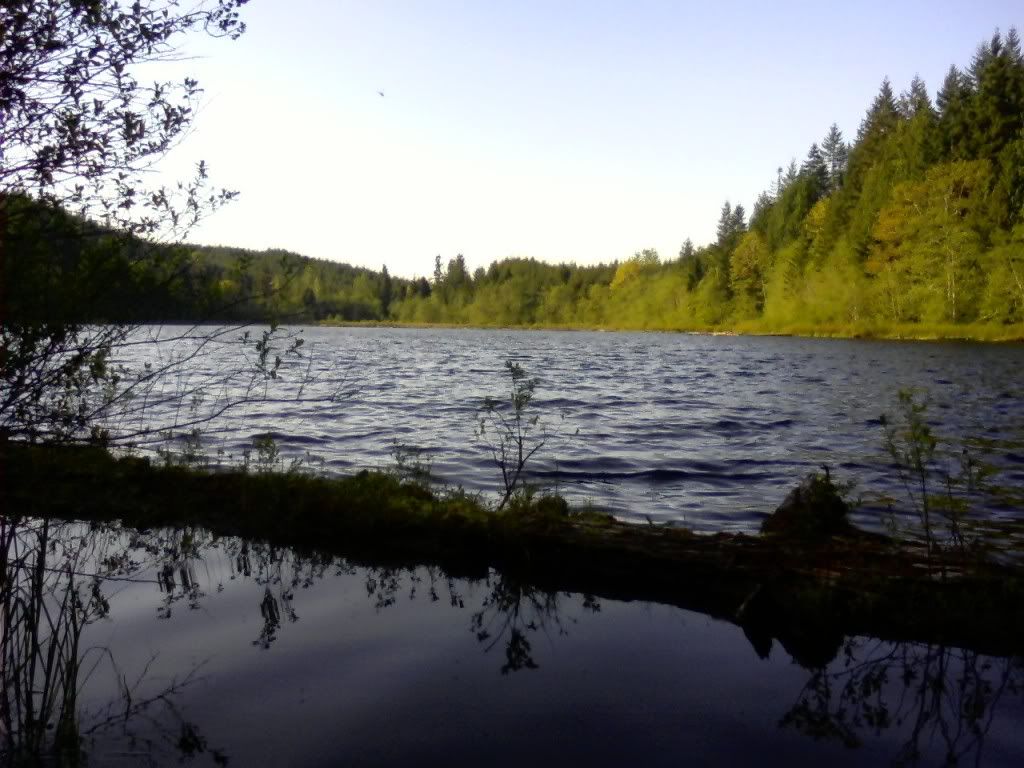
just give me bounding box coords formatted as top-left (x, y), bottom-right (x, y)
top-left (5, 520), bottom-right (1022, 767)
top-left (123, 326), bottom-right (1024, 534)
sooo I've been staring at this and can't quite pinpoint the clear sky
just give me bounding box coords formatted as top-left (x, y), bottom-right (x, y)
top-left (160, 0), bottom-right (1022, 277)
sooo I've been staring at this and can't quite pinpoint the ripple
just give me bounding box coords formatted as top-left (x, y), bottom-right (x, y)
top-left (124, 326), bottom-right (1024, 533)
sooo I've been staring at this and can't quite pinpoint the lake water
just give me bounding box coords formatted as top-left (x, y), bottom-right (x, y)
top-left (118, 326), bottom-right (1024, 533)
top-left (5, 520), bottom-right (1022, 767)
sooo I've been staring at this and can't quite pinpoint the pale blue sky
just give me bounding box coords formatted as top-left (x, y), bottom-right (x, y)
top-left (162, 1), bottom-right (1022, 277)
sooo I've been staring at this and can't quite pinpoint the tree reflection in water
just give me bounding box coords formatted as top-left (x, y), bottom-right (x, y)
top-left (4, 518), bottom-right (1022, 766)
top-left (781, 636), bottom-right (1023, 766)
top-left (0, 517), bottom-right (226, 765)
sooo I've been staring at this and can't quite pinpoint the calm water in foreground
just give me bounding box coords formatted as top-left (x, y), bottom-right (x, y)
top-left (4, 521), bottom-right (1023, 767)
top-left (128, 326), bottom-right (1024, 532)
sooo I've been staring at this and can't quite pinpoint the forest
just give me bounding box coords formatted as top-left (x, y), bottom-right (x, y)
top-left (6, 30), bottom-right (1023, 339)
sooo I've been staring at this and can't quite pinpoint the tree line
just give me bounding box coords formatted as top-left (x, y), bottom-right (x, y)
top-left (391, 29), bottom-right (1024, 335)
top-left (8, 29), bottom-right (1023, 337)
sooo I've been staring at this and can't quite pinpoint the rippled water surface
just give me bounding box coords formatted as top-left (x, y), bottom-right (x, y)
top-left (5, 522), bottom-right (1022, 767)
top-left (128, 327), bottom-right (1024, 532)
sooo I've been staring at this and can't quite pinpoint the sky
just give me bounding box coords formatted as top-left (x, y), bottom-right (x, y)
top-left (158, 0), bottom-right (1023, 277)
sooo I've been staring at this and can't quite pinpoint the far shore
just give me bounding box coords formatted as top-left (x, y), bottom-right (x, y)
top-left (315, 318), bottom-right (1024, 343)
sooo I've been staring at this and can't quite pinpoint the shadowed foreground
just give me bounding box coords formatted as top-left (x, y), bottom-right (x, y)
top-left (2, 442), bottom-right (1023, 665)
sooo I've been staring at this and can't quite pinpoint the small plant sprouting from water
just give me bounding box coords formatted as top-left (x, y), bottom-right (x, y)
top-left (252, 434), bottom-right (281, 473)
top-left (477, 360), bottom-right (546, 512)
top-left (880, 389), bottom-right (994, 560)
top-left (241, 434), bottom-right (308, 475)
top-left (157, 428), bottom-right (208, 468)
top-left (881, 391), bottom-right (938, 554)
top-left (391, 442), bottom-right (433, 489)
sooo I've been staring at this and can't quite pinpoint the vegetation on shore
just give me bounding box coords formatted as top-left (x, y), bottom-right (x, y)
top-left (4, 440), bottom-right (1023, 660)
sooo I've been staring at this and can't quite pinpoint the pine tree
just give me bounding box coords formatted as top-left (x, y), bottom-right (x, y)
top-left (967, 36), bottom-right (998, 88)
top-left (967, 30), bottom-right (1024, 160)
top-left (802, 142), bottom-right (829, 196)
top-left (784, 159), bottom-right (798, 186)
top-left (937, 65), bottom-right (972, 159)
top-left (858, 78), bottom-right (900, 142)
top-left (750, 191), bottom-right (775, 231)
top-left (379, 264), bottom-right (392, 313)
top-left (895, 76), bottom-right (939, 176)
top-left (678, 238), bottom-right (695, 261)
top-left (716, 202), bottom-right (734, 246)
top-left (822, 124), bottom-right (849, 192)
top-left (1007, 27), bottom-right (1023, 65)
top-left (731, 204), bottom-right (747, 235)
top-left (899, 75), bottom-right (934, 119)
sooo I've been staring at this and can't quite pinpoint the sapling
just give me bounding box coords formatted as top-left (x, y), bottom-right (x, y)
top-left (477, 361), bottom-right (546, 512)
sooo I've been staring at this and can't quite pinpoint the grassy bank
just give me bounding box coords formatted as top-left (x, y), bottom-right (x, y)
top-left (319, 317), bottom-right (1024, 343)
top-left (3, 441), bottom-right (1023, 662)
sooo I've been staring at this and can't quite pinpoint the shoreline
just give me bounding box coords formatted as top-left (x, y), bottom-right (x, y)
top-left (5, 441), bottom-right (1022, 660)
top-left (315, 318), bottom-right (1024, 344)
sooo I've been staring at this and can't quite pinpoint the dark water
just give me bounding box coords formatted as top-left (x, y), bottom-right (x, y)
top-left (4, 520), bottom-right (1023, 767)
top-left (127, 327), bottom-right (1024, 533)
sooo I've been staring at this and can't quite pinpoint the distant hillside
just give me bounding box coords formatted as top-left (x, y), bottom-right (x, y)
top-left (7, 29), bottom-right (1024, 339)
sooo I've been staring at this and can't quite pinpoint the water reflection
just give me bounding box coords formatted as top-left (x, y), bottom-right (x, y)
top-left (782, 638), bottom-right (1024, 766)
top-left (0, 518), bottom-right (227, 765)
top-left (3, 520), bottom-right (1022, 766)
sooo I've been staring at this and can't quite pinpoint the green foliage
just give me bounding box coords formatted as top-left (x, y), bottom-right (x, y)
top-left (477, 361), bottom-right (546, 512)
top-left (869, 160), bottom-right (991, 322)
top-left (9, 29), bottom-right (1024, 343)
top-left (880, 390), bottom-right (996, 561)
top-left (390, 442), bottom-right (434, 490)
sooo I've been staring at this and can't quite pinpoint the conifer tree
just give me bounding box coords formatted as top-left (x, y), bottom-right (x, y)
top-left (716, 202), bottom-right (734, 246)
top-left (967, 30), bottom-right (1024, 161)
top-left (750, 191), bottom-right (775, 231)
top-left (858, 78), bottom-right (900, 142)
top-left (896, 76), bottom-right (939, 176)
top-left (379, 265), bottom-right (392, 313)
top-left (802, 143), bottom-right (829, 196)
top-left (937, 66), bottom-right (973, 159)
top-left (784, 160), bottom-right (799, 186)
top-left (731, 204), bottom-right (747, 235)
top-left (773, 166), bottom-right (785, 197)
top-left (1007, 27), bottom-right (1023, 63)
top-left (678, 238), bottom-right (695, 261)
top-left (822, 124), bottom-right (849, 192)
top-left (899, 75), bottom-right (934, 119)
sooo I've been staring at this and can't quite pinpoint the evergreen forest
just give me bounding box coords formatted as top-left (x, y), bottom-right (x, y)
top-left (8, 30), bottom-right (1024, 340)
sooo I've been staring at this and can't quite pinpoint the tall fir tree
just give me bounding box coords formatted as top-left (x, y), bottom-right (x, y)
top-left (898, 74), bottom-right (934, 118)
top-left (783, 159), bottom-right (799, 187)
top-left (731, 204), bottom-right (747, 235)
top-left (716, 202), bottom-right (734, 246)
top-left (1007, 27), bottom-right (1023, 65)
top-left (380, 264), bottom-right (392, 313)
top-left (822, 123), bottom-right (849, 192)
top-left (802, 142), bottom-right (829, 196)
top-left (936, 65), bottom-right (973, 159)
top-left (967, 30), bottom-right (1024, 161)
top-left (858, 78), bottom-right (900, 143)
top-left (750, 191), bottom-right (775, 231)
top-left (678, 238), bottom-right (695, 261)
top-left (896, 75), bottom-right (939, 177)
